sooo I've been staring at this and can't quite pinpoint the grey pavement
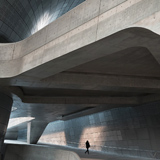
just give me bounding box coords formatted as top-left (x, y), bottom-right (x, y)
top-left (38, 143), bottom-right (154, 160)
top-left (4, 140), bottom-right (156, 160)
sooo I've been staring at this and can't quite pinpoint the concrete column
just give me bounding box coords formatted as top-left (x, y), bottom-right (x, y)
top-left (27, 121), bottom-right (48, 144)
top-left (0, 91), bottom-right (13, 160)
top-left (27, 122), bottom-right (31, 144)
top-left (0, 139), bottom-right (3, 160)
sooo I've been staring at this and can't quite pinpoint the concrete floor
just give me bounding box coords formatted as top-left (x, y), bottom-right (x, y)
top-left (38, 143), bottom-right (154, 160)
top-left (5, 140), bottom-right (155, 160)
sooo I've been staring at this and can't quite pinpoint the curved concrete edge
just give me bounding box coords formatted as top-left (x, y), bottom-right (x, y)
top-left (4, 144), bottom-right (81, 160)
top-left (0, 0), bottom-right (160, 78)
top-left (2, 28), bottom-right (159, 79)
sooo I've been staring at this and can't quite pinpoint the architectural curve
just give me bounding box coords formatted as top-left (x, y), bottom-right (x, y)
top-left (1, 1), bottom-right (160, 159)
top-left (0, 0), bottom-right (85, 43)
top-left (0, 0), bottom-right (160, 78)
top-left (0, 28), bottom-right (158, 78)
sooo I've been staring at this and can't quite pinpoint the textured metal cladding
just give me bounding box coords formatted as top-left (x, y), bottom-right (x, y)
top-left (0, 92), bottom-right (13, 111)
top-left (0, 0), bottom-right (85, 43)
top-left (0, 92), bottom-right (12, 139)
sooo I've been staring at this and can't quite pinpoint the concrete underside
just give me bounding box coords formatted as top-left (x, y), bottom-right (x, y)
top-left (0, 0), bottom-right (160, 159)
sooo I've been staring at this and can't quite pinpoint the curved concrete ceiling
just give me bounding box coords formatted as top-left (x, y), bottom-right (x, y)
top-left (0, 0), bottom-right (85, 43)
top-left (1, 0), bottom-right (160, 140)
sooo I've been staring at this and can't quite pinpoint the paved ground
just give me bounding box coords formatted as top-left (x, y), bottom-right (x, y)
top-left (5, 140), bottom-right (154, 160)
top-left (38, 143), bottom-right (153, 160)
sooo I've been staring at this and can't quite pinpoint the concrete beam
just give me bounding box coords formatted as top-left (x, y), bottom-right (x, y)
top-left (23, 96), bottom-right (138, 105)
top-left (140, 94), bottom-right (160, 104)
top-left (0, 92), bottom-right (12, 160)
top-left (41, 73), bottom-right (160, 93)
top-left (22, 94), bottom-right (160, 105)
top-left (0, 1), bottom-right (160, 78)
top-left (22, 28), bottom-right (160, 79)
top-left (5, 73), bottom-right (160, 94)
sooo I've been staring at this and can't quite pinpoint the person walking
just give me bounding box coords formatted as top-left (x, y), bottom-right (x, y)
top-left (85, 140), bottom-right (90, 154)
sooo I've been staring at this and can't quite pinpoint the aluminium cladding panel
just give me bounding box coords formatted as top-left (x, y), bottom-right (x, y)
top-left (39, 103), bottom-right (160, 159)
top-left (0, 0), bottom-right (86, 42)
top-left (0, 93), bottom-right (12, 111)
top-left (0, 108), bottom-right (10, 124)
top-left (0, 123), bottom-right (6, 135)
top-left (0, 92), bottom-right (12, 142)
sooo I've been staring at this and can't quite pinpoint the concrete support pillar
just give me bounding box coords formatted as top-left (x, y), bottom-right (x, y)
top-left (0, 91), bottom-right (13, 160)
top-left (27, 122), bottom-right (31, 144)
top-left (27, 121), bottom-right (48, 144)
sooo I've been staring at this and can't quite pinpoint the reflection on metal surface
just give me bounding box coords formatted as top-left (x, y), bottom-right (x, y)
top-left (33, 12), bottom-right (52, 33)
top-left (0, 0), bottom-right (85, 42)
top-left (11, 107), bottom-right (17, 112)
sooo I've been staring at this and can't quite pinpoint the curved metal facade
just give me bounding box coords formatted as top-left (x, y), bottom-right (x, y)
top-left (0, 0), bottom-right (85, 42)
top-left (0, 91), bottom-right (12, 156)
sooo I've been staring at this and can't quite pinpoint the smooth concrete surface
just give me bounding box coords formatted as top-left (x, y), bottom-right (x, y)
top-left (4, 143), bottom-right (80, 160)
top-left (1, 0), bottom-right (160, 78)
top-left (0, 0), bottom-right (85, 42)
